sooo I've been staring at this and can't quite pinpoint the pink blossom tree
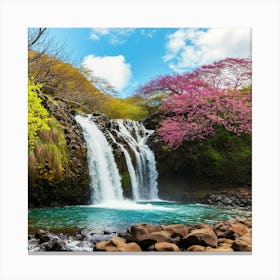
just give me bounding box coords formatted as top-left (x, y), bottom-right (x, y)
top-left (140, 58), bottom-right (252, 149)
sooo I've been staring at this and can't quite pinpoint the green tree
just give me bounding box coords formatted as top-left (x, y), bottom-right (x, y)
top-left (28, 80), bottom-right (51, 150)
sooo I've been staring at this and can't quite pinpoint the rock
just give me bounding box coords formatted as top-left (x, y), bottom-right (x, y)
top-left (228, 220), bottom-right (250, 237)
top-left (34, 229), bottom-right (50, 244)
top-left (128, 223), bottom-right (161, 235)
top-left (213, 221), bottom-right (234, 239)
top-left (94, 236), bottom-right (141, 252)
top-left (205, 244), bottom-right (233, 252)
top-left (154, 242), bottom-right (179, 252)
top-left (187, 245), bottom-right (206, 252)
top-left (161, 224), bottom-right (190, 238)
top-left (231, 237), bottom-right (252, 252)
top-left (145, 245), bottom-right (155, 251)
top-left (180, 228), bottom-right (218, 249)
top-left (126, 223), bottom-right (172, 249)
top-left (236, 217), bottom-right (252, 228)
top-left (218, 238), bottom-right (234, 245)
top-left (45, 240), bottom-right (70, 251)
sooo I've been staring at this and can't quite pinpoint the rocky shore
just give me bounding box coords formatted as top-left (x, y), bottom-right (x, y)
top-left (28, 217), bottom-right (252, 252)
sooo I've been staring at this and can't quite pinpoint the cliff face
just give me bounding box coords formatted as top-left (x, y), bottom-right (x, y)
top-left (142, 114), bottom-right (252, 202)
top-left (28, 107), bottom-right (251, 208)
top-left (28, 98), bottom-right (91, 208)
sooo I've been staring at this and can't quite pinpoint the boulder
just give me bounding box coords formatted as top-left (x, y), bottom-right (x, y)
top-left (218, 238), bottom-right (234, 245)
top-left (126, 223), bottom-right (172, 249)
top-left (45, 240), bottom-right (70, 251)
top-left (228, 220), bottom-right (250, 237)
top-left (213, 221), bottom-right (234, 239)
top-left (161, 224), bottom-right (190, 238)
top-left (235, 217), bottom-right (252, 228)
top-left (95, 236), bottom-right (141, 252)
top-left (205, 244), bottom-right (233, 252)
top-left (154, 242), bottom-right (180, 252)
top-left (186, 245), bottom-right (206, 252)
top-left (34, 229), bottom-right (50, 244)
top-left (232, 235), bottom-right (252, 251)
top-left (179, 228), bottom-right (218, 249)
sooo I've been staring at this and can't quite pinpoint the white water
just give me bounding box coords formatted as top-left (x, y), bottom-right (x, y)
top-left (75, 114), bottom-right (159, 204)
top-left (75, 115), bottom-right (123, 203)
top-left (111, 119), bottom-right (159, 201)
top-left (107, 132), bottom-right (140, 200)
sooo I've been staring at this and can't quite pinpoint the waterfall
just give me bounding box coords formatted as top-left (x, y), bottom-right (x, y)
top-left (75, 115), bottom-right (123, 204)
top-left (111, 119), bottom-right (159, 201)
top-left (108, 132), bottom-right (140, 201)
top-left (75, 114), bottom-right (159, 204)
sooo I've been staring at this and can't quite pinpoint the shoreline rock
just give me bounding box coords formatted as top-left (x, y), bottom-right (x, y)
top-left (28, 217), bottom-right (252, 252)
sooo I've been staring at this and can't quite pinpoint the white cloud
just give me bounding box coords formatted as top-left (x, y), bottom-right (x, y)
top-left (89, 28), bottom-right (109, 40)
top-left (82, 54), bottom-right (132, 91)
top-left (89, 28), bottom-right (135, 45)
top-left (164, 28), bottom-right (251, 72)
top-left (140, 29), bottom-right (156, 38)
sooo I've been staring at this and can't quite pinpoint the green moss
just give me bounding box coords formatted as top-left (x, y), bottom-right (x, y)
top-left (161, 145), bottom-right (169, 151)
top-left (121, 172), bottom-right (132, 196)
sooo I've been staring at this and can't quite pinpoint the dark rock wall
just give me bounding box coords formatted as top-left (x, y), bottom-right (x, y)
top-left (143, 114), bottom-right (251, 204)
top-left (28, 98), bottom-right (91, 208)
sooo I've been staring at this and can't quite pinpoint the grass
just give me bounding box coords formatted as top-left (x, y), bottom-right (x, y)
top-left (28, 117), bottom-right (68, 181)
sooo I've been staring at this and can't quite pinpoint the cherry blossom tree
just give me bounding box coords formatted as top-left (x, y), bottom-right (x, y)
top-left (139, 58), bottom-right (252, 149)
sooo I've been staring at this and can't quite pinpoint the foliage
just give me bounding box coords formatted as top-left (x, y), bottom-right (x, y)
top-left (28, 51), bottom-right (107, 112)
top-left (28, 80), bottom-right (51, 150)
top-left (121, 172), bottom-right (132, 194)
top-left (28, 79), bottom-right (68, 181)
top-left (140, 58), bottom-right (252, 149)
top-left (28, 118), bottom-right (68, 181)
top-left (158, 87), bottom-right (252, 148)
top-left (192, 58), bottom-right (252, 90)
top-left (104, 97), bottom-right (149, 120)
top-left (140, 58), bottom-right (252, 95)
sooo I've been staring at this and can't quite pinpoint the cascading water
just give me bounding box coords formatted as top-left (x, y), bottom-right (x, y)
top-left (111, 119), bottom-right (159, 201)
top-left (75, 114), bottom-right (159, 204)
top-left (75, 115), bottom-right (123, 204)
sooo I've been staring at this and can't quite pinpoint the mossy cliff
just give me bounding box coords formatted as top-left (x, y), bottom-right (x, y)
top-left (28, 96), bottom-right (91, 208)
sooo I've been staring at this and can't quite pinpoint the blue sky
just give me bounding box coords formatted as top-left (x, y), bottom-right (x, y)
top-left (48, 28), bottom-right (251, 97)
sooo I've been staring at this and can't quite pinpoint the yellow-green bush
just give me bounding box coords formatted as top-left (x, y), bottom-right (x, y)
top-left (28, 79), bottom-right (51, 150)
top-left (28, 80), bottom-right (68, 181)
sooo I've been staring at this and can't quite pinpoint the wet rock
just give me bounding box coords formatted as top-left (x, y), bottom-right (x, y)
top-left (154, 242), bottom-right (179, 252)
top-left (34, 229), bottom-right (50, 244)
top-left (45, 240), bottom-right (70, 251)
top-left (203, 188), bottom-right (252, 208)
